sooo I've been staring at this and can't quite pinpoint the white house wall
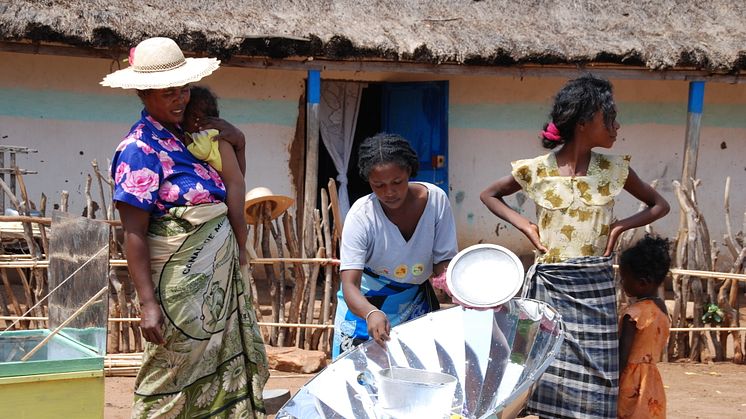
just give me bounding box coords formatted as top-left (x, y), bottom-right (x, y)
top-left (449, 76), bottom-right (746, 264)
top-left (324, 70), bottom-right (746, 264)
top-left (2, 53), bottom-right (745, 266)
top-left (0, 51), bottom-right (303, 217)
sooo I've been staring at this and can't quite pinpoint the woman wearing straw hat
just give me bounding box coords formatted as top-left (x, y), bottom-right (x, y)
top-left (332, 133), bottom-right (458, 359)
top-left (103, 37), bottom-right (268, 418)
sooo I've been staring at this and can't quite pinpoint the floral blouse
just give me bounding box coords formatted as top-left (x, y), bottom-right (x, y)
top-left (111, 110), bottom-right (226, 217)
top-left (511, 152), bottom-right (630, 263)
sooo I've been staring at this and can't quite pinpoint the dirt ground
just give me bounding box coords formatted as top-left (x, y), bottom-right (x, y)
top-left (105, 361), bottom-right (746, 418)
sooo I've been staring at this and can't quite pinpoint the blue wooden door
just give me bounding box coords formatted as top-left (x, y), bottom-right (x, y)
top-left (381, 82), bottom-right (449, 193)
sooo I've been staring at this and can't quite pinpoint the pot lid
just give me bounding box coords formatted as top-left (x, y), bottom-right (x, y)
top-left (446, 244), bottom-right (524, 307)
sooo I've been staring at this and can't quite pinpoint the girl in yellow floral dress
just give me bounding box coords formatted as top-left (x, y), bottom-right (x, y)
top-left (618, 235), bottom-right (671, 419)
top-left (481, 75), bottom-right (669, 418)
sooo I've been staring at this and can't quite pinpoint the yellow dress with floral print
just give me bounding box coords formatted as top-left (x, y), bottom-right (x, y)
top-left (511, 152), bottom-right (630, 263)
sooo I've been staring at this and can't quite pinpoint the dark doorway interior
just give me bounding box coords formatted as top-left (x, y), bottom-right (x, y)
top-left (316, 84), bottom-right (381, 208)
top-left (317, 80), bottom-right (448, 211)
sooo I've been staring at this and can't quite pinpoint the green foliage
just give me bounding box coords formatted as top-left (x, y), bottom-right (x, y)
top-left (702, 303), bottom-right (725, 325)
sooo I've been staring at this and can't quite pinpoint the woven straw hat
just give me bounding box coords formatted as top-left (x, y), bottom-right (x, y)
top-left (244, 187), bottom-right (294, 224)
top-left (101, 37), bottom-right (220, 89)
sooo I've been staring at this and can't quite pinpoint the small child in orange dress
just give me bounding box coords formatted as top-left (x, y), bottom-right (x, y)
top-left (618, 234), bottom-right (672, 419)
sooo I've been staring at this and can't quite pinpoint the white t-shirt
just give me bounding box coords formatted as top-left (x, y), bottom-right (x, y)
top-left (340, 182), bottom-right (458, 285)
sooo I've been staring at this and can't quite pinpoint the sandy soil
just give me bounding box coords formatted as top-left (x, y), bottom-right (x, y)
top-left (105, 361), bottom-right (746, 418)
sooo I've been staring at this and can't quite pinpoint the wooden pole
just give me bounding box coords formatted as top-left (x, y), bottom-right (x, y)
top-left (302, 70), bottom-right (321, 262)
top-left (91, 159), bottom-right (110, 221)
top-left (270, 219), bottom-right (287, 346)
top-left (84, 174), bottom-right (93, 218)
top-left (326, 179), bottom-right (342, 343)
top-left (680, 82), bottom-right (705, 191)
top-left (299, 247), bottom-right (323, 348)
top-left (0, 175), bottom-right (45, 328)
top-left (14, 268), bottom-right (38, 329)
top-left (327, 178), bottom-right (343, 246)
top-left (319, 188), bottom-right (334, 353)
top-left (260, 203), bottom-right (280, 345)
top-left (0, 148), bottom-right (4, 211)
top-left (672, 82), bottom-right (704, 359)
top-left (283, 212), bottom-right (306, 346)
top-left (109, 272), bottom-right (121, 353)
top-left (243, 237), bottom-right (266, 338)
top-left (37, 194), bottom-right (49, 256)
top-left (60, 190), bottom-right (69, 213)
top-left (0, 269), bottom-right (24, 329)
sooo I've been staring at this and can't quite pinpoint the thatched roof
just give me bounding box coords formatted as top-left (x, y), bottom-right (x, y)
top-left (2, 0), bottom-right (745, 71)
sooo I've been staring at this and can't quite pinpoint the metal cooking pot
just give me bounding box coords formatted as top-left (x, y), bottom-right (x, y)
top-left (376, 367), bottom-right (457, 417)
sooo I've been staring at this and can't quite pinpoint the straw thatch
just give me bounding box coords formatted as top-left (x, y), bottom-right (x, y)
top-left (1, 1), bottom-right (745, 71)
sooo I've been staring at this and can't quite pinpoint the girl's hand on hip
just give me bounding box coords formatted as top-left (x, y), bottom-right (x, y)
top-left (603, 222), bottom-right (625, 256)
top-left (521, 222), bottom-right (548, 253)
top-left (366, 310), bottom-right (390, 347)
top-left (140, 301), bottom-right (166, 345)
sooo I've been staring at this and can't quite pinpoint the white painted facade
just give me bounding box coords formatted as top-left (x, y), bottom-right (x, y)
top-left (2, 52), bottom-right (745, 266)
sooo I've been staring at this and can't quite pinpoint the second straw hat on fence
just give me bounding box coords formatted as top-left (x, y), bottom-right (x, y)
top-left (244, 187), bottom-right (294, 224)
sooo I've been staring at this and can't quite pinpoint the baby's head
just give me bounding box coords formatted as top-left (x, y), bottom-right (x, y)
top-left (183, 85), bottom-right (219, 133)
top-left (619, 234), bottom-right (671, 298)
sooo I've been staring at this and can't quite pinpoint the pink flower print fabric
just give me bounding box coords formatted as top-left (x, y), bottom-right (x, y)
top-left (122, 168), bottom-right (160, 203)
top-left (111, 110), bottom-right (227, 216)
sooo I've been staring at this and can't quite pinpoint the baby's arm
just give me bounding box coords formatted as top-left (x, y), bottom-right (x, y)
top-left (619, 314), bottom-right (637, 372)
top-left (200, 117), bottom-right (246, 175)
top-left (217, 141), bottom-right (248, 265)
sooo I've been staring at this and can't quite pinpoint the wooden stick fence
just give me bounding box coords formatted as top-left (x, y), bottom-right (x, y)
top-left (9, 315), bottom-right (746, 333)
top-left (3, 171), bottom-right (744, 362)
top-left (0, 257), bottom-right (340, 269)
top-left (0, 316), bottom-right (335, 329)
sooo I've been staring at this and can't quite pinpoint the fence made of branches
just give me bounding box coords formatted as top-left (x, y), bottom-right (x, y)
top-left (2, 159), bottom-right (745, 372)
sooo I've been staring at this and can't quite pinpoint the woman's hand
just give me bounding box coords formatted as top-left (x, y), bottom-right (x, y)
top-left (606, 167), bottom-right (670, 257)
top-left (238, 246), bottom-right (248, 266)
top-left (366, 310), bottom-right (391, 347)
top-left (520, 221), bottom-right (548, 253)
top-left (603, 222), bottom-right (626, 256)
top-left (481, 176), bottom-right (546, 253)
top-left (118, 202), bottom-right (164, 345)
top-left (430, 271), bottom-right (451, 296)
top-left (139, 301), bottom-right (165, 345)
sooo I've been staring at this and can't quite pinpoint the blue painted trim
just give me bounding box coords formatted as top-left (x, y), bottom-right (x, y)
top-left (688, 81), bottom-right (705, 114)
top-left (307, 70), bottom-right (321, 104)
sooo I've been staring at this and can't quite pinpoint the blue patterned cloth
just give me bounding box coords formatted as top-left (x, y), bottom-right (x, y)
top-left (331, 268), bottom-right (439, 359)
top-left (111, 110), bottom-right (226, 217)
top-left (523, 256), bottom-right (618, 419)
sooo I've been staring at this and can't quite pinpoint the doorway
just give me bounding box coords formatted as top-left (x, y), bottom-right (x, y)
top-left (317, 80), bottom-right (450, 210)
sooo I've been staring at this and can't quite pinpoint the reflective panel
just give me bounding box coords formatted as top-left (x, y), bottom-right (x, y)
top-left (277, 299), bottom-right (564, 419)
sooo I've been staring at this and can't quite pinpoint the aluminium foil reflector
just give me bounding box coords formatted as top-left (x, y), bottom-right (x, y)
top-left (276, 298), bottom-right (564, 418)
